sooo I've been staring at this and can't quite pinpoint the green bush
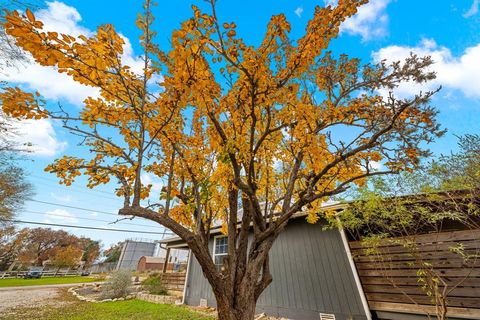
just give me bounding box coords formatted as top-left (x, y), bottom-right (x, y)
top-left (101, 269), bottom-right (132, 299)
top-left (142, 273), bottom-right (168, 295)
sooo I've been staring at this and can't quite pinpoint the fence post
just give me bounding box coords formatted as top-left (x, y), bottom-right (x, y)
top-left (162, 248), bottom-right (170, 274)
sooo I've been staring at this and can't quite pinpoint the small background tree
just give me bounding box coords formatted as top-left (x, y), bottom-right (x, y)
top-left (79, 238), bottom-right (101, 269)
top-left (103, 241), bottom-right (123, 264)
top-left (335, 136), bottom-right (480, 320)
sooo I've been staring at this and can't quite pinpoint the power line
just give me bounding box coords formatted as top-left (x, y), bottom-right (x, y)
top-left (29, 174), bottom-right (116, 196)
top-left (29, 178), bottom-right (120, 201)
top-left (32, 180), bottom-right (120, 202)
top-left (23, 210), bottom-right (167, 230)
top-left (27, 199), bottom-right (171, 231)
top-left (3, 219), bottom-right (174, 236)
top-left (28, 199), bottom-right (121, 216)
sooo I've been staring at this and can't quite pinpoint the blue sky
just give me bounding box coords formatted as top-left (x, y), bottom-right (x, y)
top-left (2, 0), bottom-right (479, 248)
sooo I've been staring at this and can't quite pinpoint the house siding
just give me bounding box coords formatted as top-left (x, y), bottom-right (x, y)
top-left (184, 219), bottom-right (367, 320)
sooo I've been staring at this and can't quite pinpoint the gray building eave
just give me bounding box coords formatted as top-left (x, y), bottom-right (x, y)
top-left (159, 201), bottom-right (348, 249)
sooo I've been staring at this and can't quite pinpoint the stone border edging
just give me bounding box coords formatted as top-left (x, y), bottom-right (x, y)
top-left (68, 285), bottom-right (136, 303)
top-left (136, 292), bottom-right (181, 304)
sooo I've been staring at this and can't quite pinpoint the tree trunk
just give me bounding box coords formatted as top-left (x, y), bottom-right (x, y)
top-left (215, 287), bottom-right (257, 320)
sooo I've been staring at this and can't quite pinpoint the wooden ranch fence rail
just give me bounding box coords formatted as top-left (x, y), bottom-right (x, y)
top-left (0, 269), bottom-right (81, 279)
top-left (349, 229), bottom-right (480, 319)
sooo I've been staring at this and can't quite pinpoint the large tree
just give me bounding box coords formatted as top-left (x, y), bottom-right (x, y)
top-left (17, 227), bottom-right (78, 266)
top-left (3, 227), bottom-right (100, 269)
top-left (51, 245), bottom-right (83, 269)
top-left (0, 226), bottom-right (27, 270)
top-left (1, 1), bottom-right (443, 319)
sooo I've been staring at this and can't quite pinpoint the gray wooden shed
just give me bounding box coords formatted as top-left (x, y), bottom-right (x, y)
top-left (161, 217), bottom-right (370, 320)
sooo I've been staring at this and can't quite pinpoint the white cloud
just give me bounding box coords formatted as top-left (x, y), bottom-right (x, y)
top-left (36, 1), bottom-right (92, 37)
top-left (50, 192), bottom-right (73, 202)
top-left (119, 35), bottom-right (164, 87)
top-left (326, 0), bottom-right (390, 41)
top-left (141, 172), bottom-right (164, 195)
top-left (0, 1), bottom-right (154, 106)
top-left (464, 0), bottom-right (479, 18)
top-left (0, 1), bottom-right (159, 157)
top-left (294, 7), bottom-right (303, 18)
top-left (342, 0), bottom-right (390, 41)
top-left (369, 160), bottom-right (382, 171)
top-left (11, 118), bottom-right (67, 157)
top-left (0, 1), bottom-right (99, 106)
top-left (44, 209), bottom-right (78, 223)
top-left (0, 63), bottom-right (100, 106)
top-left (372, 38), bottom-right (480, 99)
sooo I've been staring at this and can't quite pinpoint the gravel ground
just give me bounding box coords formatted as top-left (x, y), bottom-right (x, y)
top-left (0, 287), bottom-right (71, 317)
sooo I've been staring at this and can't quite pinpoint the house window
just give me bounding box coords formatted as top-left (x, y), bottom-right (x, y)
top-left (213, 236), bottom-right (228, 271)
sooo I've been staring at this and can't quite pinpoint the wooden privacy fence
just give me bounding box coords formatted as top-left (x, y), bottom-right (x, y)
top-left (349, 229), bottom-right (480, 318)
top-left (160, 272), bottom-right (186, 291)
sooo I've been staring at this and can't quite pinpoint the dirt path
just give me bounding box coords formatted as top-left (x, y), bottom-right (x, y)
top-left (0, 286), bottom-right (71, 317)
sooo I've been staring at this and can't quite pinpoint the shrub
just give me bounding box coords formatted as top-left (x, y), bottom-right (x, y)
top-left (142, 272), bottom-right (168, 295)
top-left (101, 269), bottom-right (132, 299)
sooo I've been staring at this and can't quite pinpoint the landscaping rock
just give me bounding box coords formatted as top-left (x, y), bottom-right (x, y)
top-left (136, 292), bottom-right (178, 304)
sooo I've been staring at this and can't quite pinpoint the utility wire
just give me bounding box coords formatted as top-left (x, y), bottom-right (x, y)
top-left (28, 200), bottom-right (165, 224)
top-left (31, 180), bottom-right (120, 202)
top-left (23, 210), bottom-right (167, 230)
top-left (2, 219), bottom-right (174, 236)
top-left (29, 174), bottom-right (116, 196)
top-left (28, 199), bottom-right (122, 216)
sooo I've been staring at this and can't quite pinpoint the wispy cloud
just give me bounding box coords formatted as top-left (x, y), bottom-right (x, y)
top-left (463, 0), bottom-right (479, 18)
top-left (294, 7), bottom-right (303, 18)
top-left (44, 209), bottom-right (78, 224)
top-left (50, 192), bottom-right (73, 202)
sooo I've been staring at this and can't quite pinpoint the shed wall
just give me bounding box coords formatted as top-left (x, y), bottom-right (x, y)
top-left (184, 219), bottom-right (367, 320)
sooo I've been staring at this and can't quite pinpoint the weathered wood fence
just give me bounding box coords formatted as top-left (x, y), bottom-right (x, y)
top-left (349, 229), bottom-right (480, 319)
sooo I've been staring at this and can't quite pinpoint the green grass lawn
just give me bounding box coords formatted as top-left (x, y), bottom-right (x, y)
top-left (3, 299), bottom-right (215, 320)
top-left (47, 300), bottom-right (214, 320)
top-left (0, 276), bottom-right (100, 287)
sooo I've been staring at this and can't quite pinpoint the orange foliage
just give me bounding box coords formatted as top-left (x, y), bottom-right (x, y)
top-left (1, 0), bottom-right (442, 234)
